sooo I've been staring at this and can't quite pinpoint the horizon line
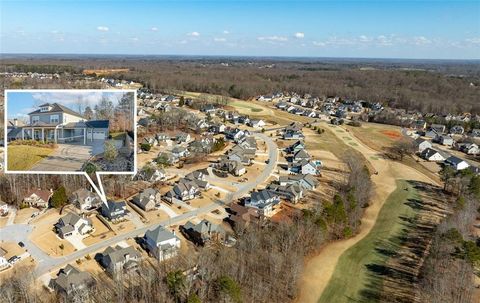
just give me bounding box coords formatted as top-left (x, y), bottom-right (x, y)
top-left (1, 53), bottom-right (479, 62)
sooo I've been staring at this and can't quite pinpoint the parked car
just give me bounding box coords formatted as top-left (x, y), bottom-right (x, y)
top-left (8, 256), bottom-right (20, 264)
top-left (18, 241), bottom-right (25, 248)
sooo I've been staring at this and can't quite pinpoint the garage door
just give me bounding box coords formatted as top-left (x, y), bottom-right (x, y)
top-left (93, 131), bottom-right (105, 140)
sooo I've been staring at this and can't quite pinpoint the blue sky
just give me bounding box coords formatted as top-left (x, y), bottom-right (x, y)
top-left (6, 91), bottom-right (123, 120)
top-left (1, 1), bottom-right (479, 59)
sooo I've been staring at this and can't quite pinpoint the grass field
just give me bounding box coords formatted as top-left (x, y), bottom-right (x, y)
top-left (345, 123), bottom-right (403, 151)
top-left (319, 180), bottom-right (420, 303)
top-left (7, 145), bottom-right (55, 171)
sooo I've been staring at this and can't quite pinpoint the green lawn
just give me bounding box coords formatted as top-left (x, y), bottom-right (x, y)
top-left (7, 145), bottom-right (55, 171)
top-left (319, 180), bottom-right (420, 303)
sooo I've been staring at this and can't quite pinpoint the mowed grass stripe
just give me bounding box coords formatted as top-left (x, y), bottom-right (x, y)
top-left (318, 180), bottom-right (420, 303)
top-left (7, 145), bottom-right (55, 171)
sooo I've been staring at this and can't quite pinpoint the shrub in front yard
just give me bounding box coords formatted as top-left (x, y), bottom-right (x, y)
top-left (104, 140), bottom-right (118, 162)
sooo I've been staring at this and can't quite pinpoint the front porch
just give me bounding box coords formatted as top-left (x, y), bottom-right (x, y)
top-left (21, 127), bottom-right (89, 144)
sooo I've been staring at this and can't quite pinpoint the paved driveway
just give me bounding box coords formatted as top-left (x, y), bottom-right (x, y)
top-left (30, 141), bottom-right (105, 171)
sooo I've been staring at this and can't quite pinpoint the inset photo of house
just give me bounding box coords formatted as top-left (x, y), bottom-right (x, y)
top-left (5, 90), bottom-right (136, 173)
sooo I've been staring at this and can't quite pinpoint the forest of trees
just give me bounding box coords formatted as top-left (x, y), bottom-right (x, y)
top-left (1, 56), bottom-right (479, 114)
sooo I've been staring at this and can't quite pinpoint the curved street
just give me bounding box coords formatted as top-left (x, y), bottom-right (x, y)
top-left (0, 133), bottom-right (278, 278)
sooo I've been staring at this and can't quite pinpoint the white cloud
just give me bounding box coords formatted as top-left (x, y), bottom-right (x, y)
top-left (223, 30), bottom-right (230, 34)
top-left (213, 37), bottom-right (227, 42)
top-left (188, 31), bottom-right (200, 37)
top-left (294, 32), bottom-right (305, 39)
top-left (312, 41), bottom-right (326, 47)
top-left (466, 37), bottom-right (480, 44)
top-left (97, 26), bottom-right (109, 32)
top-left (130, 37), bottom-right (139, 42)
top-left (29, 92), bottom-right (122, 108)
top-left (151, 27), bottom-right (158, 32)
top-left (413, 36), bottom-right (431, 45)
top-left (257, 35), bottom-right (288, 42)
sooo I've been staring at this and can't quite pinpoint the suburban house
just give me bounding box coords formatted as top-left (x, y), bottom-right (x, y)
top-left (181, 219), bottom-right (226, 246)
top-left (19, 103), bottom-right (109, 144)
top-left (444, 156), bottom-right (470, 171)
top-left (414, 138), bottom-right (432, 153)
top-left (137, 166), bottom-right (166, 182)
top-left (23, 189), bottom-right (53, 208)
top-left (101, 200), bottom-right (128, 221)
top-left (0, 202), bottom-right (9, 216)
top-left (245, 190), bottom-right (281, 217)
top-left (0, 249), bottom-right (10, 271)
top-left (288, 160), bottom-right (321, 175)
top-left (266, 183), bottom-right (304, 203)
top-left (457, 143), bottom-right (480, 155)
top-left (55, 213), bottom-right (94, 239)
top-left (283, 129), bottom-right (304, 140)
top-left (248, 119), bottom-right (266, 129)
top-left (132, 188), bottom-right (161, 211)
top-left (164, 181), bottom-right (200, 202)
top-left (420, 148), bottom-right (446, 162)
top-left (143, 226), bottom-right (180, 260)
top-left (49, 265), bottom-right (95, 296)
top-left (278, 174), bottom-right (319, 190)
top-left (70, 188), bottom-right (101, 212)
top-left (292, 149), bottom-right (311, 162)
top-left (285, 140), bottom-right (305, 154)
top-left (171, 146), bottom-right (190, 159)
top-left (175, 133), bottom-right (191, 143)
top-left (225, 128), bottom-right (249, 143)
top-left (215, 158), bottom-right (246, 176)
top-left (436, 135), bottom-right (454, 146)
top-left (450, 125), bottom-right (465, 135)
top-left (99, 245), bottom-right (142, 276)
top-left (227, 203), bottom-right (262, 229)
top-left (430, 124), bottom-right (446, 134)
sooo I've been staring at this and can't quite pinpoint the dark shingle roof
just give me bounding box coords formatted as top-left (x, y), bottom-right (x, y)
top-left (85, 120), bottom-right (109, 128)
top-left (29, 103), bottom-right (84, 119)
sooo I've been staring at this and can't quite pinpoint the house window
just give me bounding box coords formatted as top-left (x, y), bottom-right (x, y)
top-left (31, 116), bottom-right (39, 123)
top-left (50, 115), bottom-right (59, 123)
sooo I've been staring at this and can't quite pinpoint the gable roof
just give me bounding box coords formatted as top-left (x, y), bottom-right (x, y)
top-left (144, 225), bottom-right (178, 243)
top-left (25, 189), bottom-right (52, 202)
top-left (29, 103), bottom-right (84, 119)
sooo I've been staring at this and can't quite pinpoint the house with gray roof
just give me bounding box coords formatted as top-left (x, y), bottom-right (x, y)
top-left (99, 245), bottom-right (142, 276)
top-left (266, 183), bottom-right (304, 203)
top-left (181, 219), bottom-right (226, 246)
top-left (70, 188), bottom-right (101, 212)
top-left (420, 148), bottom-right (446, 162)
top-left (55, 213), bottom-right (93, 239)
top-left (50, 265), bottom-right (94, 297)
top-left (292, 149), bottom-right (311, 162)
top-left (19, 103), bottom-right (109, 144)
top-left (245, 190), bottom-right (281, 217)
top-left (278, 174), bottom-right (319, 190)
top-left (445, 156), bottom-right (470, 171)
top-left (285, 140), bottom-right (305, 154)
top-left (100, 200), bottom-right (127, 221)
top-left (132, 188), bottom-right (161, 211)
top-left (414, 138), bottom-right (432, 153)
top-left (143, 226), bottom-right (180, 260)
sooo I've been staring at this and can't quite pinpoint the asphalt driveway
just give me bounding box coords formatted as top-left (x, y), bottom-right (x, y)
top-left (30, 141), bottom-right (105, 172)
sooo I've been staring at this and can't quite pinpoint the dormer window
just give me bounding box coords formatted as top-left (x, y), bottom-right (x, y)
top-left (40, 106), bottom-right (50, 112)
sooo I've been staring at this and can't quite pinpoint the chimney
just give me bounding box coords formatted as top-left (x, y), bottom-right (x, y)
top-left (13, 118), bottom-right (18, 126)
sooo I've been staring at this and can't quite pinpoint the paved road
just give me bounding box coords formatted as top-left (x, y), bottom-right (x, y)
top-left (1, 133), bottom-right (278, 278)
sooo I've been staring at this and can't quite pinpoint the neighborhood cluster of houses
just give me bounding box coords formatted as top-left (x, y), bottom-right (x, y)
top-left (227, 123), bottom-right (322, 227)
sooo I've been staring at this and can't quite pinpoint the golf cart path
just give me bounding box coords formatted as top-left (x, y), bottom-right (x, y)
top-left (297, 124), bottom-right (439, 303)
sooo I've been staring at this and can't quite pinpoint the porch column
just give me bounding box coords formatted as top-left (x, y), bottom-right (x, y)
top-left (32, 128), bottom-right (35, 140)
top-left (22, 128), bottom-right (24, 140)
top-left (54, 129), bottom-right (57, 143)
top-left (84, 128), bottom-right (86, 144)
top-left (41, 128), bottom-right (45, 142)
